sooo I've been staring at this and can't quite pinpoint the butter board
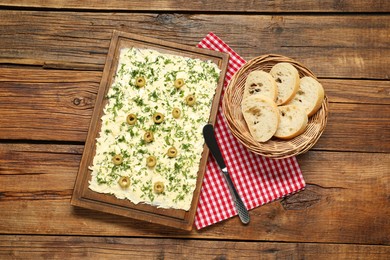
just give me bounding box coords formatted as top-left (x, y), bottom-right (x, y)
top-left (71, 30), bottom-right (229, 231)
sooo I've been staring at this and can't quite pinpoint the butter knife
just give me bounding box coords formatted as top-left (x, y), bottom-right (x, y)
top-left (203, 124), bottom-right (250, 225)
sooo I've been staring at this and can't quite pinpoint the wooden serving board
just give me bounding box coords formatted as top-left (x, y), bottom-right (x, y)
top-left (71, 30), bottom-right (229, 231)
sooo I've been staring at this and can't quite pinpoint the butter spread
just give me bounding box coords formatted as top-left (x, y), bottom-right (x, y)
top-left (88, 47), bottom-right (220, 210)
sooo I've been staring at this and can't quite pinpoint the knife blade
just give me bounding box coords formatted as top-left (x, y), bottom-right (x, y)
top-left (203, 124), bottom-right (250, 225)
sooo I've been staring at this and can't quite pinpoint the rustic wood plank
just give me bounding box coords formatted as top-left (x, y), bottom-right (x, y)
top-left (0, 144), bottom-right (389, 244)
top-left (0, 3), bottom-right (388, 257)
top-left (0, 68), bottom-right (101, 83)
top-left (1, 68), bottom-right (388, 104)
top-left (1, 11), bottom-right (389, 79)
top-left (0, 69), bottom-right (100, 141)
top-left (323, 78), bottom-right (390, 105)
top-left (1, 235), bottom-right (390, 259)
top-left (1, 68), bottom-right (389, 152)
top-left (314, 102), bottom-right (390, 152)
top-left (0, 0), bottom-right (389, 12)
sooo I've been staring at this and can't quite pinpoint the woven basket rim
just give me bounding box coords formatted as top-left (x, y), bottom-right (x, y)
top-left (222, 54), bottom-right (329, 159)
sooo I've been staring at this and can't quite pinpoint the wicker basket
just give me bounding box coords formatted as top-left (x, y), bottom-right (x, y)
top-left (222, 54), bottom-right (329, 159)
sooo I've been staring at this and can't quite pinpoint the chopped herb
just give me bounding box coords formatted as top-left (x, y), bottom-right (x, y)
top-left (133, 96), bottom-right (144, 106)
top-left (164, 135), bottom-right (171, 145)
top-left (149, 91), bottom-right (158, 101)
top-left (89, 46), bottom-right (221, 210)
top-left (181, 143), bottom-right (192, 151)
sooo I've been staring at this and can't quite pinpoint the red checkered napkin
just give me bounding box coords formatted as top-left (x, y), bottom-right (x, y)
top-left (194, 32), bottom-right (306, 230)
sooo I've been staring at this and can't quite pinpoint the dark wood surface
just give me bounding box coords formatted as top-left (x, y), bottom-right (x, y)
top-left (1, 1), bottom-right (389, 259)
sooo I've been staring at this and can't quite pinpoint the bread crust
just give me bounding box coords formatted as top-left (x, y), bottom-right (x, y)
top-left (270, 62), bottom-right (300, 105)
top-left (239, 63), bottom-right (325, 142)
top-left (241, 95), bottom-right (279, 142)
top-left (243, 70), bottom-right (278, 101)
top-left (274, 104), bottom-right (308, 139)
top-left (288, 76), bottom-right (324, 116)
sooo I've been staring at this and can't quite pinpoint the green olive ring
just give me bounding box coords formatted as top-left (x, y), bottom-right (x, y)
top-left (152, 112), bottom-right (164, 124)
top-left (174, 78), bottom-right (185, 89)
top-left (185, 94), bottom-right (196, 106)
top-left (112, 154), bottom-right (123, 165)
top-left (118, 176), bottom-right (131, 188)
top-left (146, 155), bottom-right (157, 167)
top-left (167, 147), bottom-right (178, 158)
top-left (135, 76), bottom-right (146, 87)
top-left (144, 131), bottom-right (154, 143)
top-left (126, 113), bottom-right (137, 125)
top-left (154, 181), bottom-right (165, 194)
top-left (172, 108), bottom-right (181, 118)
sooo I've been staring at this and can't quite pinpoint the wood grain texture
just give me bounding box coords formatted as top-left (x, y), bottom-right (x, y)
top-left (0, 144), bottom-right (389, 244)
top-left (1, 68), bottom-right (389, 152)
top-left (1, 11), bottom-right (390, 79)
top-left (314, 102), bottom-right (390, 152)
top-left (1, 3), bottom-right (390, 257)
top-left (1, 235), bottom-right (390, 259)
top-left (0, 69), bottom-right (100, 141)
top-left (0, 0), bottom-right (389, 12)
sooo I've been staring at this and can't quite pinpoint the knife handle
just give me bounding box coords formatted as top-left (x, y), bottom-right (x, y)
top-left (203, 124), bottom-right (250, 225)
top-left (223, 171), bottom-right (250, 225)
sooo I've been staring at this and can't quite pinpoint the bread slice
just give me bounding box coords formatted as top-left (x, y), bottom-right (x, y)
top-left (270, 62), bottom-right (300, 105)
top-left (241, 95), bottom-right (279, 142)
top-left (243, 70), bottom-right (278, 101)
top-left (274, 104), bottom-right (308, 139)
top-left (287, 76), bottom-right (325, 117)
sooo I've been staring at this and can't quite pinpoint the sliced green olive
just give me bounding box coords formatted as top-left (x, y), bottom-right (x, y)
top-left (112, 154), bottom-right (123, 165)
top-left (185, 94), bottom-right (196, 106)
top-left (174, 78), bottom-right (185, 89)
top-left (152, 112), bottom-right (164, 124)
top-left (118, 176), bottom-right (131, 188)
top-left (144, 131), bottom-right (154, 143)
top-left (146, 155), bottom-right (157, 167)
top-left (172, 108), bottom-right (181, 118)
top-left (167, 147), bottom-right (178, 158)
top-left (153, 181), bottom-right (165, 194)
top-left (135, 76), bottom-right (146, 87)
top-left (126, 113), bottom-right (137, 125)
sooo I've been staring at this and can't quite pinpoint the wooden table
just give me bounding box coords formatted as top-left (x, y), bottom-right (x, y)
top-left (1, 1), bottom-right (389, 259)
